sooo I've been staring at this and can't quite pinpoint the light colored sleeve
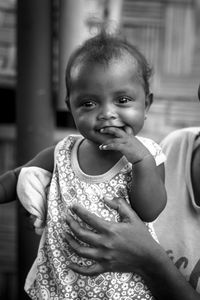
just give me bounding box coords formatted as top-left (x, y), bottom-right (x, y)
top-left (137, 136), bottom-right (166, 166)
top-left (150, 140), bottom-right (166, 166)
top-left (17, 166), bottom-right (52, 234)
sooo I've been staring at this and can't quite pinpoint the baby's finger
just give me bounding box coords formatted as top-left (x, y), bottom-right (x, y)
top-left (123, 126), bottom-right (134, 135)
top-left (100, 126), bottom-right (125, 138)
top-left (99, 141), bottom-right (125, 152)
top-left (34, 217), bottom-right (44, 228)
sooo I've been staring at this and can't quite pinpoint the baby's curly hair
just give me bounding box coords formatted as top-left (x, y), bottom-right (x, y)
top-left (65, 29), bottom-right (153, 104)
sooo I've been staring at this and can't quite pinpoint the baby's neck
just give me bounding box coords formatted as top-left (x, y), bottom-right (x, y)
top-left (77, 139), bottom-right (122, 176)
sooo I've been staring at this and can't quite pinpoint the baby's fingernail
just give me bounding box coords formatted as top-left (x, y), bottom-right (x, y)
top-left (99, 144), bottom-right (107, 150)
top-left (100, 128), bottom-right (104, 132)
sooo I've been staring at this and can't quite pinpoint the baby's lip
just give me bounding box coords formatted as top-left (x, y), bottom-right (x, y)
top-left (97, 125), bottom-right (124, 133)
top-left (97, 123), bottom-right (124, 130)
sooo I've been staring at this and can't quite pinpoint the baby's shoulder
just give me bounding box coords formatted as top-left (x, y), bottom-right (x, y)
top-left (53, 135), bottom-right (83, 162)
top-left (56, 134), bottom-right (82, 150)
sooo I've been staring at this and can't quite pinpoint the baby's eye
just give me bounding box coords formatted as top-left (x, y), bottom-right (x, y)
top-left (116, 96), bottom-right (132, 104)
top-left (82, 100), bottom-right (96, 108)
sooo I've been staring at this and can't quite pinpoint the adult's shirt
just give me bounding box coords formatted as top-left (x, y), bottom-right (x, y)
top-left (155, 127), bottom-right (200, 292)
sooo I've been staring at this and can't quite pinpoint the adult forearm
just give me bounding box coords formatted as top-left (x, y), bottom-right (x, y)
top-left (143, 246), bottom-right (200, 300)
top-left (0, 167), bottom-right (21, 203)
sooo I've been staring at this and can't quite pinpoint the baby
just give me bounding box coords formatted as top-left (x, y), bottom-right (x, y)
top-left (0, 30), bottom-right (166, 299)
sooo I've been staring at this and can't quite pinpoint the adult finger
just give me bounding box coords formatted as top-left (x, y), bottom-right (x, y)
top-left (69, 262), bottom-right (104, 276)
top-left (65, 212), bottom-right (104, 246)
top-left (65, 232), bottom-right (104, 261)
top-left (70, 205), bottom-right (111, 233)
top-left (103, 197), bottom-right (140, 223)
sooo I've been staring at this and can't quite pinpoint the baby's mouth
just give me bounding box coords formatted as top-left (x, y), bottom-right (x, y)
top-left (97, 125), bottom-right (125, 134)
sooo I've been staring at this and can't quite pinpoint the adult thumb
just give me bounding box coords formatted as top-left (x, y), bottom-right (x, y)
top-left (104, 197), bottom-right (138, 222)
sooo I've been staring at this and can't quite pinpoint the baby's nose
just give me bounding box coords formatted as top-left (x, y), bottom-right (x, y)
top-left (98, 105), bottom-right (118, 120)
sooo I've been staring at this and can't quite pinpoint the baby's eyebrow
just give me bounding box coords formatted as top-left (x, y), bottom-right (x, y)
top-left (113, 88), bottom-right (136, 96)
top-left (114, 90), bottom-right (130, 94)
top-left (77, 93), bottom-right (98, 99)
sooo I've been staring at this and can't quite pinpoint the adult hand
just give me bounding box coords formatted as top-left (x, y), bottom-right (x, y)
top-left (64, 197), bottom-right (158, 276)
top-left (64, 198), bottom-right (200, 300)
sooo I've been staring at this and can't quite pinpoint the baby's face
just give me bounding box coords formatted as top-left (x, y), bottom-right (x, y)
top-left (69, 54), bottom-right (151, 146)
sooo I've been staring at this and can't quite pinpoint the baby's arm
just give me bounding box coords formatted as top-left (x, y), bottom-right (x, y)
top-left (99, 126), bottom-right (167, 222)
top-left (130, 154), bottom-right (166, 222)
top-left (0, 146), bottom-right (54, 204)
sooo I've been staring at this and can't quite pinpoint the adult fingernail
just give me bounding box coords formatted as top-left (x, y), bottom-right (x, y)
top-left (104, 195), bottom-right (113, 201)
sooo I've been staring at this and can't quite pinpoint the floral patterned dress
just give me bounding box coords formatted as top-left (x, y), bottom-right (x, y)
top-left (25, 135), bottom-right (165, 300)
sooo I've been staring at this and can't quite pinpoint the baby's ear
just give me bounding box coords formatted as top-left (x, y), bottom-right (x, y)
top-left (145, 92), bottom-right (153, 110)
top-left (148, 92), bottom-right (153, 106)
top-left (65, 97), bottom-right (71, 111)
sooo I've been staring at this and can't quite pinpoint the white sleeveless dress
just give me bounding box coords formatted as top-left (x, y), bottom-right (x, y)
top-left (25, 134), bottom-right (165, 300)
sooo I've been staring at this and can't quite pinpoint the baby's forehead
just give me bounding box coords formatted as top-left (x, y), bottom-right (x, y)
top-left (70, 52), bottom-right (139, 79)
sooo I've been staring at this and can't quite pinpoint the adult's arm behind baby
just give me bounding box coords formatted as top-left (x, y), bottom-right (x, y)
top-left (0, 146), bottom-right (54, 204)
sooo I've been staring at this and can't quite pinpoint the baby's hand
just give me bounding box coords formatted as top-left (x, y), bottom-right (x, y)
top-left (99, 126), bottom-right (151, 164)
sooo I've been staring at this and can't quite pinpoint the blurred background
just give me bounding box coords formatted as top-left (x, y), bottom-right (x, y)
top-left (0, 0), bottom-right (200, 299)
